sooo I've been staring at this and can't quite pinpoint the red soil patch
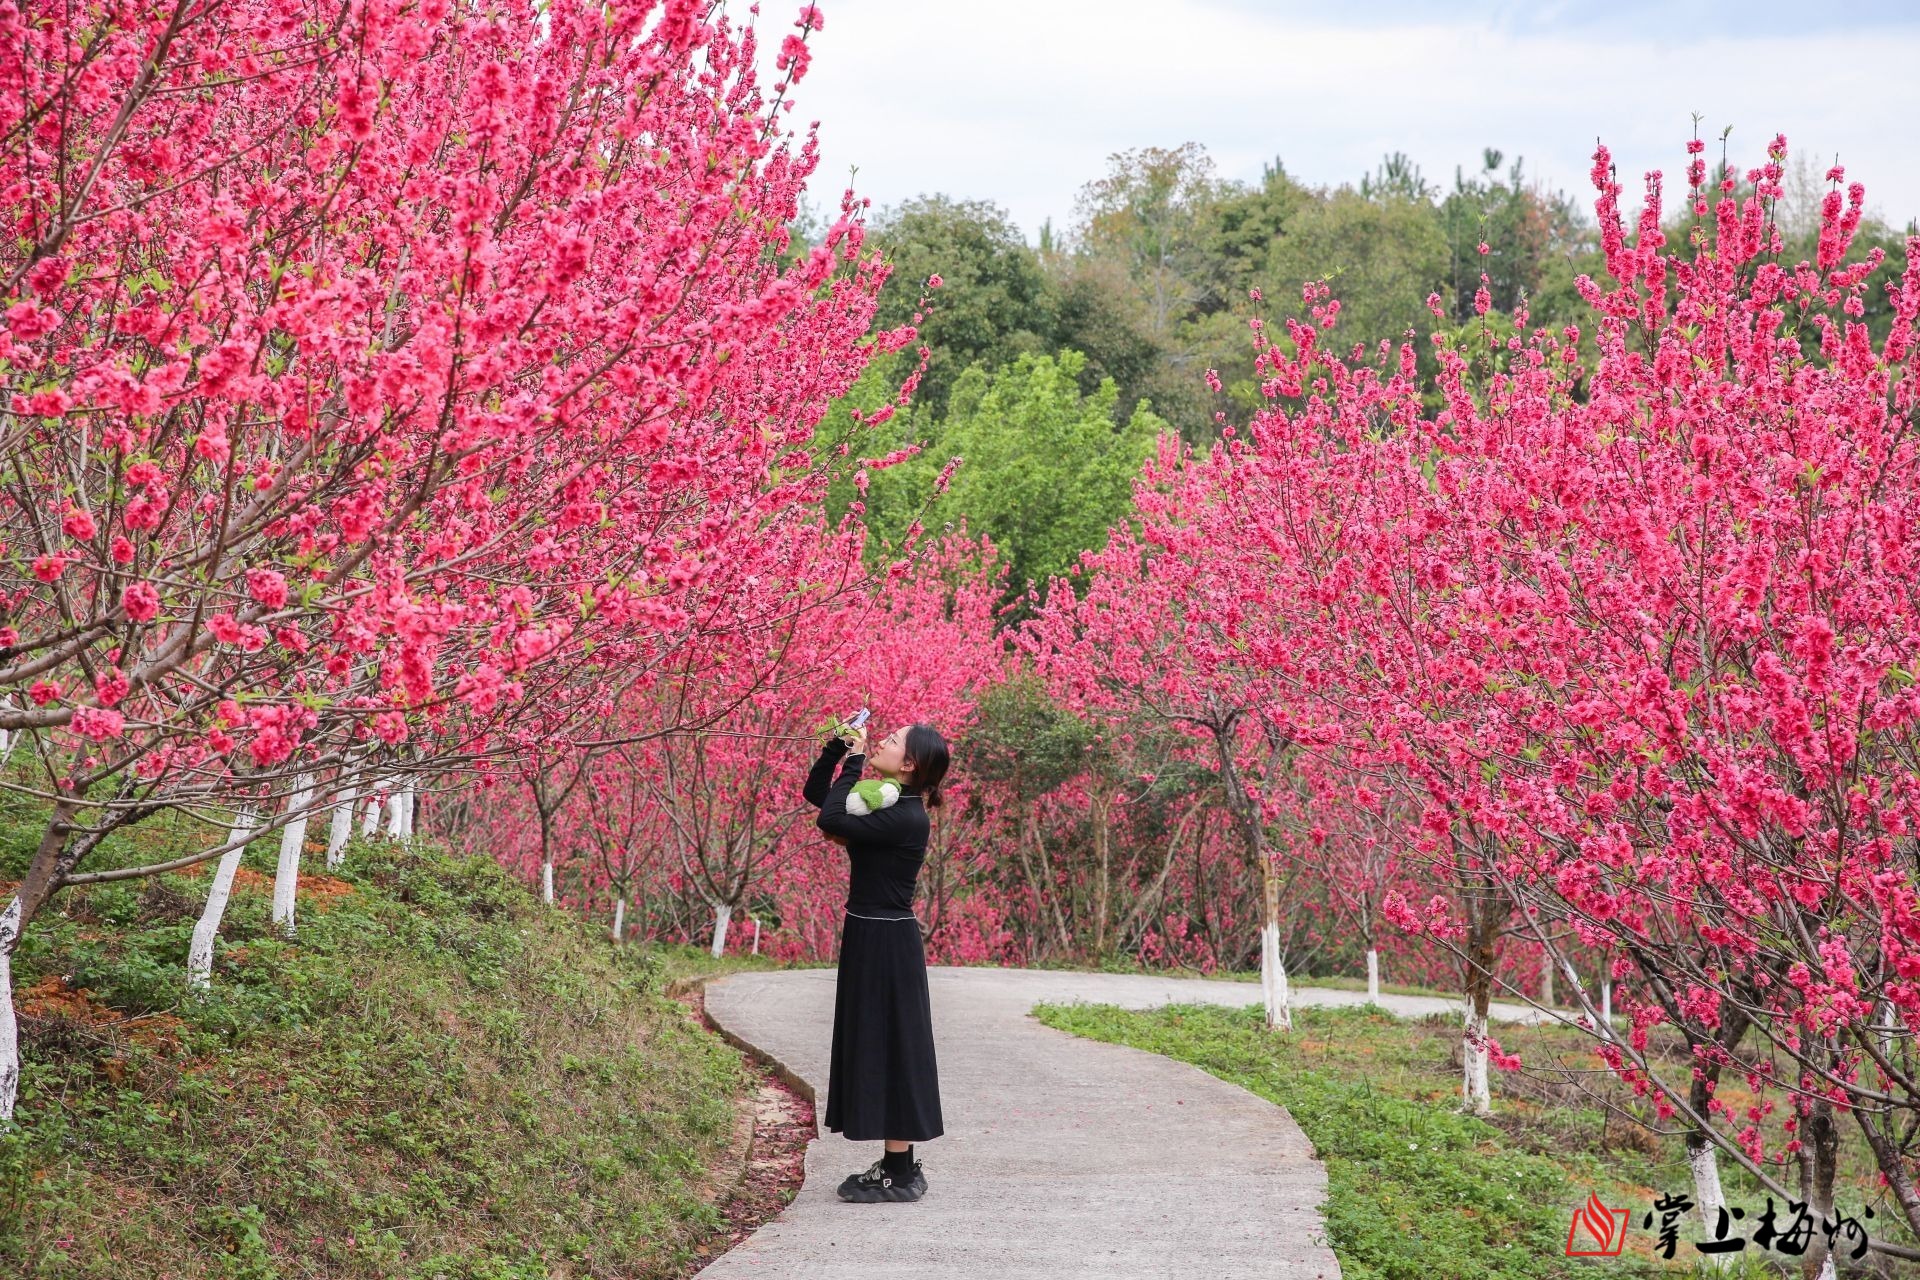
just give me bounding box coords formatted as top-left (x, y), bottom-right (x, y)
top-left (18, 975), bottom-right (188, 1076)
top-left (186, 864), bottom-right (355, 903)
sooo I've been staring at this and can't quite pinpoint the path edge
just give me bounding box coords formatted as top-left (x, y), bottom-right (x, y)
top-left (689, 972), bottom-right (823, 1139)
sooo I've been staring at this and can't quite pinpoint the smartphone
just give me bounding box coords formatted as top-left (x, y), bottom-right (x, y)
top-left (845, 708), bottom-right (870, 730)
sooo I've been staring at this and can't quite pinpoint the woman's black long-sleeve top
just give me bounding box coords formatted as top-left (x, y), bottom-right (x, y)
top-left (803, 737), bottom-right (929, 915)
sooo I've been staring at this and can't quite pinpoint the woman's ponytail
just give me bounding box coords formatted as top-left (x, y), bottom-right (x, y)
top-left (904, 723), bottom-right (950, 810)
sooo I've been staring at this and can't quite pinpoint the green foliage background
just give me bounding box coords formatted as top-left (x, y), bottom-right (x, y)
top-left (822, 140), bottom-right (1914, 611)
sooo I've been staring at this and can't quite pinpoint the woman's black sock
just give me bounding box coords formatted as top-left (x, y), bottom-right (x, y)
top-left (880, 1145), bottom-right (914, 1177)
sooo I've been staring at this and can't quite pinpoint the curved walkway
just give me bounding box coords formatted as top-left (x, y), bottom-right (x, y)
top-left (697, 968), bottom-right (1542, 1279)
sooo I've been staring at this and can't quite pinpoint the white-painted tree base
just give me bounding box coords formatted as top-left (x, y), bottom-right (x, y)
top-left (1688, 1140), bottom-right (1727, 1263)
top-left (711, 903), bottom-right (733, 959)
top-left (188, 813), bottom-right (260, 992)
top-left (272, 775), bottom-right (314, 937)
top-left (0, 895), bottom-right (24, 1121)
top-left (1260, 922), bottom-right (1291, 1031)
top-left (1366, 948), bottom-right (1380, 1003)
top-left (326, 786), bottom-right (357, 868)
top-left (542, 861), bottom-right (555, 905)
top-left (611, 897), bottom-right (625, 944)
top-left (1462, 1006), bottom-right (1492, 1115)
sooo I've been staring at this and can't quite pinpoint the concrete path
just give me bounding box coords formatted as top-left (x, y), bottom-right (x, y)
top-left (698, 968), bottom-right (1547, 1280)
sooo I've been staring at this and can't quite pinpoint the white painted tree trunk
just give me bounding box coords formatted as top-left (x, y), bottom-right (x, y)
top-left (541, 861), bottom-right (555, 904)
top-left (188, 812), bottom-right (260, 992)
top-left (395, 785), bottom-right (415, 838)
top-left (272, 775), bottom-right (314, 937)
top-left (385, 790), bottom-right (407, 839)
top-left (1260, 922), bottom-right (1292, 1031)
top-left (1541, 960), bottom-right (1554, 1007)
top-left (1366, 948), bottom-right (1381, 1002)
top-left (711, 902), bottom-right (733, 959)
top-left (1688, 1139), bottom-right (1727, 1244)
top-left (752, 917), bottom-right (762, 956)
top-left (0, 895), bottom-right (24, 1122)
top-left (1601, 979), bottom-right (1613, 1026)
top-left (326, 784), bottom-right (357, 868)
top-left (611, 896), bottom-right (625, 944)
top-left (0, 727), bottom-right (12, 770)
top-left (1462, 1006), bottom-right (1493, 1115)
top-left (360, 792), bottom-right (382, 836)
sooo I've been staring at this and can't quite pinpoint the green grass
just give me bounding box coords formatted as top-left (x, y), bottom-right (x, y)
top-left (1033, 1001), bottom-right (1897, 1279)
top-left (0, 830), bottom-right (763, 1279)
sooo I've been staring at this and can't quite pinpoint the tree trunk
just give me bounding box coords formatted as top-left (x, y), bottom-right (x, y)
top-left (360, 792), bottom-right (381, 836)
top-left (710, 901), bottom-right (733, 958)
top-left (1686, 1134), bottom-right (1727, 1255)
top-left (611, 896), bottom-right (625, 944)
top-left (1851, 1104), bottom-right (1920, 1249)
top-left (272, 774), bottom-right (314, 937)
top-left (0, 895), bottom-right (23, 1122)
top-left (1210, 722), bottom-right (1289, 1030)
top-left (1461, 1003), bottom-right (1492, 1115)
top-left (188, 811), bottom-right (260, 992)
top-left (1540, 957), bottom-right (1554, 1007)
top-left (1457, 871), bottom-right (1508, 1116)
top-left (1091, 788), bottom-right (1112, 955)
top-left (1684, 1032), bottom-right (1733, 1251)
top-left (1601, 978), bottom-right (1613, 1026)
top-left (1804, 1093), bottom-right (1839, 1280)
top-left (327, 782), bottom-right (357, 868)
top-left (0, 800), bottom-right (86, 1120)
top-left (752, 916), bottom-right (761, 956)
top-left (538, 806), bottom-right (555, 905)
top-left (1029, 812), bottom-right (1072, 955)
top-left (1261, 861), bottom-right (1291, 1031)
top-left (385, 790), bottom-right (408, 840)
top-left (1461, 908), bottom-right (1499, 1116)
top-left (1366, 948), bottom-right (1381, 1003)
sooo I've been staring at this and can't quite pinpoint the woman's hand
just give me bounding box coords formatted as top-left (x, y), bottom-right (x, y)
top-left (845, 725), bottom-right (868, 756)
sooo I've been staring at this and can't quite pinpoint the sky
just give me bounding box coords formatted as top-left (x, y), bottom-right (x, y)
top-left (773, 0), bottom-right (1920, 240)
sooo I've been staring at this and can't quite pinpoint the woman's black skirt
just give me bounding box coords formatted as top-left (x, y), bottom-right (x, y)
top-left (824, 911), bottom-right (944, 1142)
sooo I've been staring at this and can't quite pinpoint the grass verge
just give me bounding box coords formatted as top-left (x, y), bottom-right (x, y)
top-left (1034, 1001), bottom-right (1905, 1279)
top-left (0, 833), bottom-right (764, 1279)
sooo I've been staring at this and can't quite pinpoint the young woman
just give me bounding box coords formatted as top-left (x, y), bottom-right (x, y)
top-left (802, 719), bottom-right (952, 1203)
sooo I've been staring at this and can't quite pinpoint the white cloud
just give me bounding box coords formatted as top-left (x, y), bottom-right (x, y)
top-left (774, 0), bottom-right (1920, 238)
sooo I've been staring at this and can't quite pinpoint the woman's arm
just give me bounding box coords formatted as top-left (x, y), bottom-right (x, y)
top-left (802, 737), bottom-right (849, 808)
top-left (816, 752), bottom-right (921, 843)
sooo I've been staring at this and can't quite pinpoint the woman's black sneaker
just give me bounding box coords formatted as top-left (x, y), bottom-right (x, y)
top-left (837, 1158), bottom-right (926, 1202)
